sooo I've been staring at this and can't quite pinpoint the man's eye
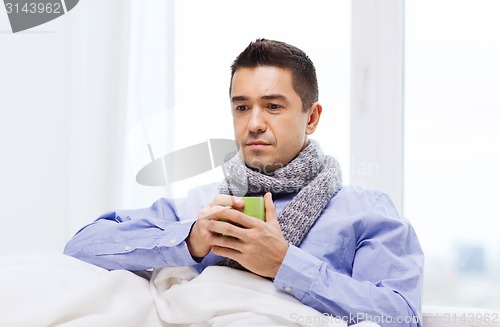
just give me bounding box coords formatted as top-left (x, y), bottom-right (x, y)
top-left (268, 104), bottom-right (282, 110)
top-left (235, 105), bottom-right (249, 111)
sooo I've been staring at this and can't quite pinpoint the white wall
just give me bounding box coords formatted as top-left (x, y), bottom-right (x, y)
top-left (0, 1), bottom-right (131, 254)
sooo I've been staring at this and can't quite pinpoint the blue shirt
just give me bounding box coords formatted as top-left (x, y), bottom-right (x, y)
top-left (64, 184), bottom-right (424, 327)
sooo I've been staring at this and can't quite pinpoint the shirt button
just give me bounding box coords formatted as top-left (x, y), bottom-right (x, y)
top-left (124, 245), bottom-right (132, 251)
top-left (284, 286), bottom-right (293, 293)
top-left (169, 238), bottom-right (176, 245)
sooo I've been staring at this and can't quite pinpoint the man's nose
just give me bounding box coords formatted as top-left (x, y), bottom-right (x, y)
top-left (247, 108), bottom-right (267, 133)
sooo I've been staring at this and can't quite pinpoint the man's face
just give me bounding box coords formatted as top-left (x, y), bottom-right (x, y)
top-left (230, 66), bottom-right (318, 173)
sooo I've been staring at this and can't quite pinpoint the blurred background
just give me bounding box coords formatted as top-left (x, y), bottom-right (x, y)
top-left (0, 0), bottom-right (498, 311)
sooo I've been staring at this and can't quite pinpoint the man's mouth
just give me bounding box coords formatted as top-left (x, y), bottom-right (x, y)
top-left (246, 141), bottom-right (270, 147)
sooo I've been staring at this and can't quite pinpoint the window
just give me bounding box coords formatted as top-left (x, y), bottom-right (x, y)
top-left (405, 0), bottom-right (500, 309)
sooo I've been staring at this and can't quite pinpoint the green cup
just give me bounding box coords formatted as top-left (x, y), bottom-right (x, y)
top-left (240, 196), bottom-right (266, 221)
top-left (221, 196), bottom-right (265, 237)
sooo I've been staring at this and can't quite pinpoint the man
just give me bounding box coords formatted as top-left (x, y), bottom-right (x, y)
top-left (64, 39), bottom-right (424, 326)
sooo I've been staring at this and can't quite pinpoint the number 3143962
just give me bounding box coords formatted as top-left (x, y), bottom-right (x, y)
top-left (5, 2), bottom-right (62, 14)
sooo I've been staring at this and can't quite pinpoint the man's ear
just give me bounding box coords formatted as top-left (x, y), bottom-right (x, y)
top-left (305, 102), bottom-right (322, 135)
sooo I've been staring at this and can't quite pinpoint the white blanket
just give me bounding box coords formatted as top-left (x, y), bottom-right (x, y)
top-left (0, 253), bottom-right (379, 327)
top-left (0, 253), bottom-right (162, 327)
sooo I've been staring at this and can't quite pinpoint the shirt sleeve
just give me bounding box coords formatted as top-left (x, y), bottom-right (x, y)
top-left (63, 197), bottom-right (200, 271)
top-left (273, 193), bottom-right (424, 327)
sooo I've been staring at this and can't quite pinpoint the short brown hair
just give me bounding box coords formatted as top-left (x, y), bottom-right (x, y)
top-left (230, 39), bottom-right (319, 112)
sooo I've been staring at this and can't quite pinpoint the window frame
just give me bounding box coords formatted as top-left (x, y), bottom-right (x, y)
top-left (350, 0), bottom-right (405, 212)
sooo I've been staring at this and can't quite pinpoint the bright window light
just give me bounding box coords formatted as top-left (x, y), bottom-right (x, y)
top-left (405, 0), bottom-right (500, 309)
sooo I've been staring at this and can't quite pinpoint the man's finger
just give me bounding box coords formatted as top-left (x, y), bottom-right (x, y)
top-left (208, 194), bottom-right (244, 209)
top-left (198, 205), bottom-right (227, 219)
top-left (264, 192), bottom-right (279, 228)
top-left (215, 207), bottom-right (260, 230)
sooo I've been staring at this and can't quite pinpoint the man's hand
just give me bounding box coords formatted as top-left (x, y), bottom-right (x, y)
top-left (188, 192), bottom-right (288, 278)
top-left (187, 195), bottom-right (244, 259)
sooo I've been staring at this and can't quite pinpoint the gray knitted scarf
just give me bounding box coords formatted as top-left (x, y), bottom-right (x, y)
top-left (217, 139), bottom-right (342, 270)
